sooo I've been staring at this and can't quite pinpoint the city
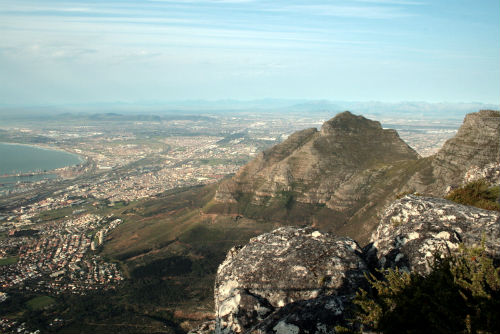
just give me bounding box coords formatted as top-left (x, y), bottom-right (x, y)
top-left (0, 111), bottom-right (460, 333)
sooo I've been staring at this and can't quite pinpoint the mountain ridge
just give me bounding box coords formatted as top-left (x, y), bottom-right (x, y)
top-left (208, 110), bottom-right (499, 243)
top-left (96, 109), bottom-right (499, 332)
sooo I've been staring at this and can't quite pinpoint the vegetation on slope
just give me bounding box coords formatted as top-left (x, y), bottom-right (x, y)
top-left (1, 184), bottom-right (277, 333)
top-left (354, 245), bottom-right (500, 334)
top-left (446, 180), bottom-right (500, 211)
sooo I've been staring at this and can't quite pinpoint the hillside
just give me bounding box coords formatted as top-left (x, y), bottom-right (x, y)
top-left (102, 109), bottom-right (499, 282)
top-left (207, 110), bottom-right (500, 243)
top-left (208, 111), bottom-right (421, 243)
top-left (96, 109), bottom-right (499, 331)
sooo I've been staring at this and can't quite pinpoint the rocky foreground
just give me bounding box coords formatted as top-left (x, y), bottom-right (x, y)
top-left (203, 196), bottom-right (500, 334)
top-left (188, 110), bottom-right (500, 334)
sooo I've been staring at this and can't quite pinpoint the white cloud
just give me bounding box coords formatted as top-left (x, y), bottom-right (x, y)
top-left (353, 0), bottom-right (424, 5)
top-left (148, 0), bottom-right (256, 3)
top-left (267, 4), bottom-right (413, 19)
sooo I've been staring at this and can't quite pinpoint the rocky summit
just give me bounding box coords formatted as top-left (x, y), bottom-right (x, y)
top-left (209, 110), bottom-right (500, 244)
top-left (212, 111), bottom-right (420, 243)
top-left (213, 196), bottom-right (500, 334)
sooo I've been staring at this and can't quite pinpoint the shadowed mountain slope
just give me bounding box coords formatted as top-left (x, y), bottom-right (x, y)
top-left (94, 110), bottom-right (498, 331)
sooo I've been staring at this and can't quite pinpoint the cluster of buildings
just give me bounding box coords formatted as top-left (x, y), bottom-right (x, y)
top-left (83, 162), bottom-right (242, 202)
top-left (58, 136), bottom-right (252, 203)
top-left (383, 122), bottom-right (458, 157)
top-left (0, 319), bottom-right (41, 334)
top-left (77, 139), bottom-right (164, 170)
top-left (1, 135), bottom-right (259, 226)
top-left (0, 215), bottom-right (123, 294)
top-left (2, 195), bottom-right (90, 232)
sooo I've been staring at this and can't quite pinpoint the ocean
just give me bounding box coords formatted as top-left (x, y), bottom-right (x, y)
top-left (0, 143), bottom-right (82, 192)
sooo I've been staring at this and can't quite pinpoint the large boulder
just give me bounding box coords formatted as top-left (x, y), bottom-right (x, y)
top-left (245, 295), bottom-right (351, 334)
top-left (214, 227), bottom-right (368, 334)
top-left (366, 195), bottom-right (500, 274)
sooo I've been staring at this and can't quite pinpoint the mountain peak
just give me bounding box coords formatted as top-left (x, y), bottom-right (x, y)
top-left (320, 111), bottom-right (381, 135)
top-left (210, 111), bottom-right (419, 242)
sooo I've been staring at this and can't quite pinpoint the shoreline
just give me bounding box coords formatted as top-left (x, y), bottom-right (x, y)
top-left (0, 142), bottom-right (86, 177)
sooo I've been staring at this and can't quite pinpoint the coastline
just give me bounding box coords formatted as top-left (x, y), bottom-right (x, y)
top-left (0, 142), bottom-right (86, 178)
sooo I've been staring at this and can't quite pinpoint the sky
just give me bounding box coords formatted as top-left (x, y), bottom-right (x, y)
top-left (0, 0), bottom-right (499, 106)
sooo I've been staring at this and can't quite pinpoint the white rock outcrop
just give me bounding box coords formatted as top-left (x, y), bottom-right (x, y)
top-left (214, 227), bottom-right (368, 334)
top-left (367, 195), bottom-right (500, 274)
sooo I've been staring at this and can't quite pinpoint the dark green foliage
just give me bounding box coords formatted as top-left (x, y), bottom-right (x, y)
top-left (26, 295), bottom-right (55, 310)
top-left (278, 190), bottom-right (295, 209)
top-left (127, 277), bottom-right (186, 304)
top-left (354, 246), bottom-right (500, 334)
top-left (52, 291), bottom-right (183, 333)
top-left (131, 256), bottom-right (193, 278)
top-left (446, 180), bottom-right (500, 211)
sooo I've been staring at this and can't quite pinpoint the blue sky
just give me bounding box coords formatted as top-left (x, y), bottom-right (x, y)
top-left (0, 0), bottom-right (499, 105)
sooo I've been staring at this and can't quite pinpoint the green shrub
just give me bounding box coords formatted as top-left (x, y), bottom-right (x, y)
top-left (354, 245), bottom-right (500, 333)
top-left (446, 180), bottom-right (500, 211)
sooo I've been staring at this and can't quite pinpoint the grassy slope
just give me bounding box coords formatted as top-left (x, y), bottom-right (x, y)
top-left (0, 184), bottom-right (277, 333)
top-left (100, 184), bottom-right (277, 317)
top-left (0, 184), bottom-right (276, 333)
top-left (26, 296), bottom-right (56, 310)
top-left (0, 256), bottom-right (19, 266)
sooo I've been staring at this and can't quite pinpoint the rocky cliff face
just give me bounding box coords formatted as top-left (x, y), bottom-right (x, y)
top-left (212, 196), bottom-right (500, 334)
top-left (405, 109), bottom-right (500, 196)
top-left (212, 111), bottom-right (420, 242)
top-left (210, 110), bottom-right (500, 244)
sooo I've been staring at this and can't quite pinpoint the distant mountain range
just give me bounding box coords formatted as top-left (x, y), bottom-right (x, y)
top-left (0, 101), bottom-right (498, 120)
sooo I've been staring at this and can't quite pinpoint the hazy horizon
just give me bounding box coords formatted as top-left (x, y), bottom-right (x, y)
top-left (1, 0), bottom-right (499, 106)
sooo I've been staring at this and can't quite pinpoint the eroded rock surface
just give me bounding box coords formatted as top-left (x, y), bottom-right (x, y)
top-left (367, 195), bottom-right (500, 274)
top-left (245, 295), bottom-right (351, 334)
top-left (463, 162), bottom-right (500, 186)
top-left (406, 110), bottom-right (500, 196)
top-left (212, 111), bottom-right (420, 243)
top-left (214, 227), bottom-right (367, 334)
